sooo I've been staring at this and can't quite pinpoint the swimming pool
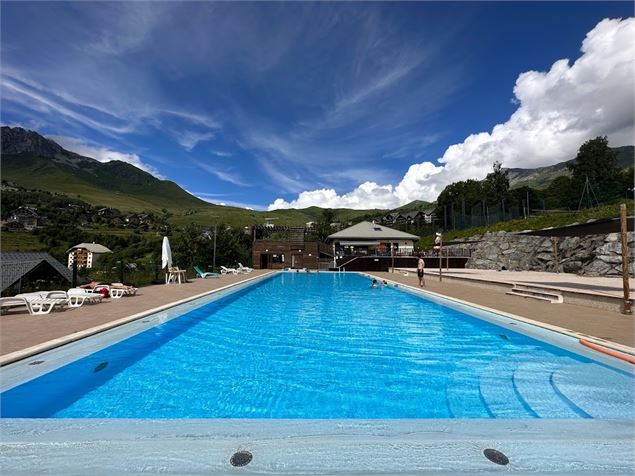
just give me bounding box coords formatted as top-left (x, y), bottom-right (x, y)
top-left (1, 272), bottom-right (633, 419)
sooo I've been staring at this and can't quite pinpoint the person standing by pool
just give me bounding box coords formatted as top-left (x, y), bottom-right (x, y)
top-left (417, 256), bottom-right (425, 287)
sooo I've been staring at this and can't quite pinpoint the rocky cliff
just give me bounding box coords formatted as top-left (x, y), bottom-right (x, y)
top-left (458, 231), bottom-right (634, 276)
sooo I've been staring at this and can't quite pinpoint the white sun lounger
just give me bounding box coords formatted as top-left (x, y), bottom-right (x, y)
top-left (237, 263), bottom-right (253, 273)
top-left (93, 285), bottom-right (125, 299)
top-left (67, 288), bottom-right (103, 305)
top-left (220, 266), bottom-right (238, 275)
top-left (2, 292), bottom-right (67, 315)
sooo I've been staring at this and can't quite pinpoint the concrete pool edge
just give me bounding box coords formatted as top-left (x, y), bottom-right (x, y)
top-left (366, 272), bottom-right (635, 370)
top-left (1, 419), bottom-right (634, 475)
top-left (0, 271), bottom-right (276, 368)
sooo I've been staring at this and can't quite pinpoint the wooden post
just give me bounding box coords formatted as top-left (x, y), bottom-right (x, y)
top-left (438, 234), bottom-right (443, 282)
top-left (391, 242), bottom-right (395, 273)
top-left (552, 237), bottom-right (559, 274)
top-left (620, 203), bottom-right (632, 314)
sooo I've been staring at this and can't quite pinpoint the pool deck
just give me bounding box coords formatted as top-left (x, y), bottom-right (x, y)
top-left (411, 268), bottom-right (635, 299)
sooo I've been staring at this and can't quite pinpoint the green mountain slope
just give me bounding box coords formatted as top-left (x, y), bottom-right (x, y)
top-left (2, 153), bottom-right (209, 211)
top-left (507, 145), bottom-right (634, 189)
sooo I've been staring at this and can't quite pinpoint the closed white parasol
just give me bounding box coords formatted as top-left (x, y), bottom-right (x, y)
top-left (161, 236), bottom-right (172, 269)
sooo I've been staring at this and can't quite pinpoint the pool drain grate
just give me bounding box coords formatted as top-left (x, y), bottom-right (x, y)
top-left (93, 362), bottom-right (109, 373)
top-left (483, 448), bottom-right (509, 465)
top-left (499, 334), bottom-right (509, 340)
top-left (230, 451), bottom-right (253, 467)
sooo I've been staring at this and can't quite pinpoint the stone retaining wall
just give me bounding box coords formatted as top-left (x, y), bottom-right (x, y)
top-left (456, 231), bottom-right (634, 276)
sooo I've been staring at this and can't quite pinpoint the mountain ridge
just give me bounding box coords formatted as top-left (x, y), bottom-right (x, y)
top-left (2, 127), bottom-right (632, 226)
top-left (506, 145), bottom-right (633, 189)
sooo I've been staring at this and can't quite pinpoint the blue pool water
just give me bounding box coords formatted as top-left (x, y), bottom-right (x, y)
top-left (1, 273), bottom-right (633, 418)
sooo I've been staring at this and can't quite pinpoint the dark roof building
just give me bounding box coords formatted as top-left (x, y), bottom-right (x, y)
top-left (1, 252), bottom-right (72, 295)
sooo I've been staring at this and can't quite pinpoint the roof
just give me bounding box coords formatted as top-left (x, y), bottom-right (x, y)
top-left (66, 243), bottom-right (113, 253)
top-left (327, 221), bottom-right (420, 241)
top-left (515, 216), bottom-right (634, 237)
top-left (1, 252), bottom-right (72, 292)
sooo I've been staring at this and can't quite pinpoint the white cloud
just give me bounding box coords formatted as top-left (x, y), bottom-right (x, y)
top-left (211, 149), bottom-right (233, 157)
top-left (269, 17), bottom-right (635, 209)
top-left (49, 135), bottom-right (164, 178)
top-left (177, 130), bottom-right (216, 151)
top-left (268, 182), bottom-right (401, 211)
top-left (193, 161), bottom-right (250, 186)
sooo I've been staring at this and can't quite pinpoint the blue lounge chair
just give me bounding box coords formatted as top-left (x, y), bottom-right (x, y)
top-left (194, 266), bottom-right (220, 279)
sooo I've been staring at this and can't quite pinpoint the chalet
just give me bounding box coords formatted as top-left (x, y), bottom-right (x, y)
top-left (403, 211), bottom-right (423, 226)
top-left (125, 213), bottom-right (153, 227)
top-left (422, 207), bottom-right (436, 224)
top-left (251, 225), bottom-right (333, 270)
top-left (67, 242), bottom-right (113, 269)
top-left (97, 207), bottom-right (119, 219)
top-left (1, 252), bottom-right (72, 296)
top-left (8, 206), bottom-right (43, 231)
top-left (381, 212), bottom-right (406, 226)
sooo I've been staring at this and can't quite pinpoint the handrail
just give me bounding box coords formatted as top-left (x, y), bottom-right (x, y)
top-left (337, 256), bottom-right (359, 270)
top-left (579, 339), bottom-right (635, 364)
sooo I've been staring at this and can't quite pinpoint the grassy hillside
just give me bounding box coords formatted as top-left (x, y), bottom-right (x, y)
top-left (397, 200), bottom-right (433, 212)
top-left (508, 145), bottom-right (634, 190)
top-left (2, 152), bottom-right (394, 228)
top-left (2, 153), bottom-right (210, 212)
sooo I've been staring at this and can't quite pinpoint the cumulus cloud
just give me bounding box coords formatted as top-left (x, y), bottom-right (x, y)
top-left (269, 17), bottom-right (634, 210)
top-left (49, 135), bottom-right (164, 178)
top-left (268, 182), bottom-right (402, 211)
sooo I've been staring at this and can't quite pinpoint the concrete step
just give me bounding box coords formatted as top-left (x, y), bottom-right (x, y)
top-left (506, 286), bottom-right (563, 303)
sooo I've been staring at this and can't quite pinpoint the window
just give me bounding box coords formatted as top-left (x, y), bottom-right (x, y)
top-left (271, 254), bottom-right (285, 263)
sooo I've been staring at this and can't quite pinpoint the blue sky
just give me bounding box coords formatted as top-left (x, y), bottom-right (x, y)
top-left (2, 2), bottom-right (633, 210)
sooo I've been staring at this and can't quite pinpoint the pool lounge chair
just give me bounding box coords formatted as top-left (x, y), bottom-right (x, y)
top-left (2, 292), bottom-right (67, 315)
top-left (111, 283), bottom-right (138, 296)
top-left (194, 266), bottom-right (220, 279)
top-left (237, 263), bottom-right (253, 273)
top-left (67, 288), bottom-right (103, 305)
top-left (220, 266), bottom-right (238, 275)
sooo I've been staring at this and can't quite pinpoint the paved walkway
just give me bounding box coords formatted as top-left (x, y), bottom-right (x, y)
top-left (0, 271), bottom-right (270, 357)
top-left (396, 268), bottom-right (634, 298)
top-left (373, 271), bottom-right (634, 347)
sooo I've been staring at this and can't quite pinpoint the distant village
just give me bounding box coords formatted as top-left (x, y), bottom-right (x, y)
top-left (1, 181), bottom-right (171, 234)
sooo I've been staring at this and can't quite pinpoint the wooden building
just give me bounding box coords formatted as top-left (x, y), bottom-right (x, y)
top-left (251, 226), bottom-right (333, 270)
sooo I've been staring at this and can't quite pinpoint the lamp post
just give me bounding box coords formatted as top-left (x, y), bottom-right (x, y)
top-left (213, 223), bottom-right (217, 272)
top-left (208, 216), bottom-right (219, 272)
top-left (391, 242), bottom-right (395, 273)
top-left (435, 231), bottom-right (443, 282)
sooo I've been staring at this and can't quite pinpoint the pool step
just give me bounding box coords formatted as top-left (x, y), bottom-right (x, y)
top-left (479, 356), bottom-right (537, 418)
top-left (551, 362), bottom-right (635, 419)
top-left (446, 365), bottom-right (492, 418)
top-left (511, 358), bottom-right (584, 418)
top-left (506, 284), bottom-right (563, 303)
